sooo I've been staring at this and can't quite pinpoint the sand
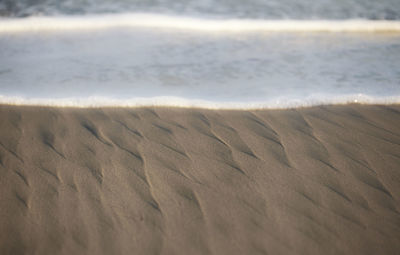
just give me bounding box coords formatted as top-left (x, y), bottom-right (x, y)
top-left (0, 104), bottom-right (399, 255)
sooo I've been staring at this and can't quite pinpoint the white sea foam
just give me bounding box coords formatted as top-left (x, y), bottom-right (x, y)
top-left (1, 14), bottom-right (399, 110)
top-left (1, 94), bottom-right (399, 109)
top-left (1, 13), bottom-right (400, 33)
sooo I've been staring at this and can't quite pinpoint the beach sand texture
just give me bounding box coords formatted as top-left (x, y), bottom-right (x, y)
top-left (0, 104), bottom-right (399, 255)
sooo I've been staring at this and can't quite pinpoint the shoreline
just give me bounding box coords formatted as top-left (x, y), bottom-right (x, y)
top-left (1, 104), bottom-right (399, 254)
top-left (1, 99), bottom-right (400, 110)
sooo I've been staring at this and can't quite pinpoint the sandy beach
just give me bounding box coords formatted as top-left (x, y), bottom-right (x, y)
top-left (0, 104), bottom-right (399, 255)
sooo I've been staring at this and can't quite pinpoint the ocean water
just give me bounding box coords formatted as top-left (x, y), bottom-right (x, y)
top-left (0, 0), bottom-right (400, 109)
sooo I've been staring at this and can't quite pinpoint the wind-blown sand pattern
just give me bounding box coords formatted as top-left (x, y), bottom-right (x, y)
top-left (0, 104), bottom-right (399, 255)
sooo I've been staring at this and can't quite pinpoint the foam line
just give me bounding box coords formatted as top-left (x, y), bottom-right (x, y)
top-left (1, 95), bottom-right (399, 109)
top-left (1, 13), bottom-right (400, 33)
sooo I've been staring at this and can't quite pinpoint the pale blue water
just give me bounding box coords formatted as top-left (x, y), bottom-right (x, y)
top-left (2, 0), bottom-right (400, 20)
top-left (0, 0), bottom-right (399, 108)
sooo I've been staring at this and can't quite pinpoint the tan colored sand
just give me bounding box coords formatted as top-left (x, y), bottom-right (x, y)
top-left (0, 104), bottom-right (399, 255)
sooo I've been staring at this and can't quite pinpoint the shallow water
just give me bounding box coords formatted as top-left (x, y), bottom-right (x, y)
top-left (2, 0), bottom-right (400, 20)
top-left (0, 2), bottom-right (399, 109)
